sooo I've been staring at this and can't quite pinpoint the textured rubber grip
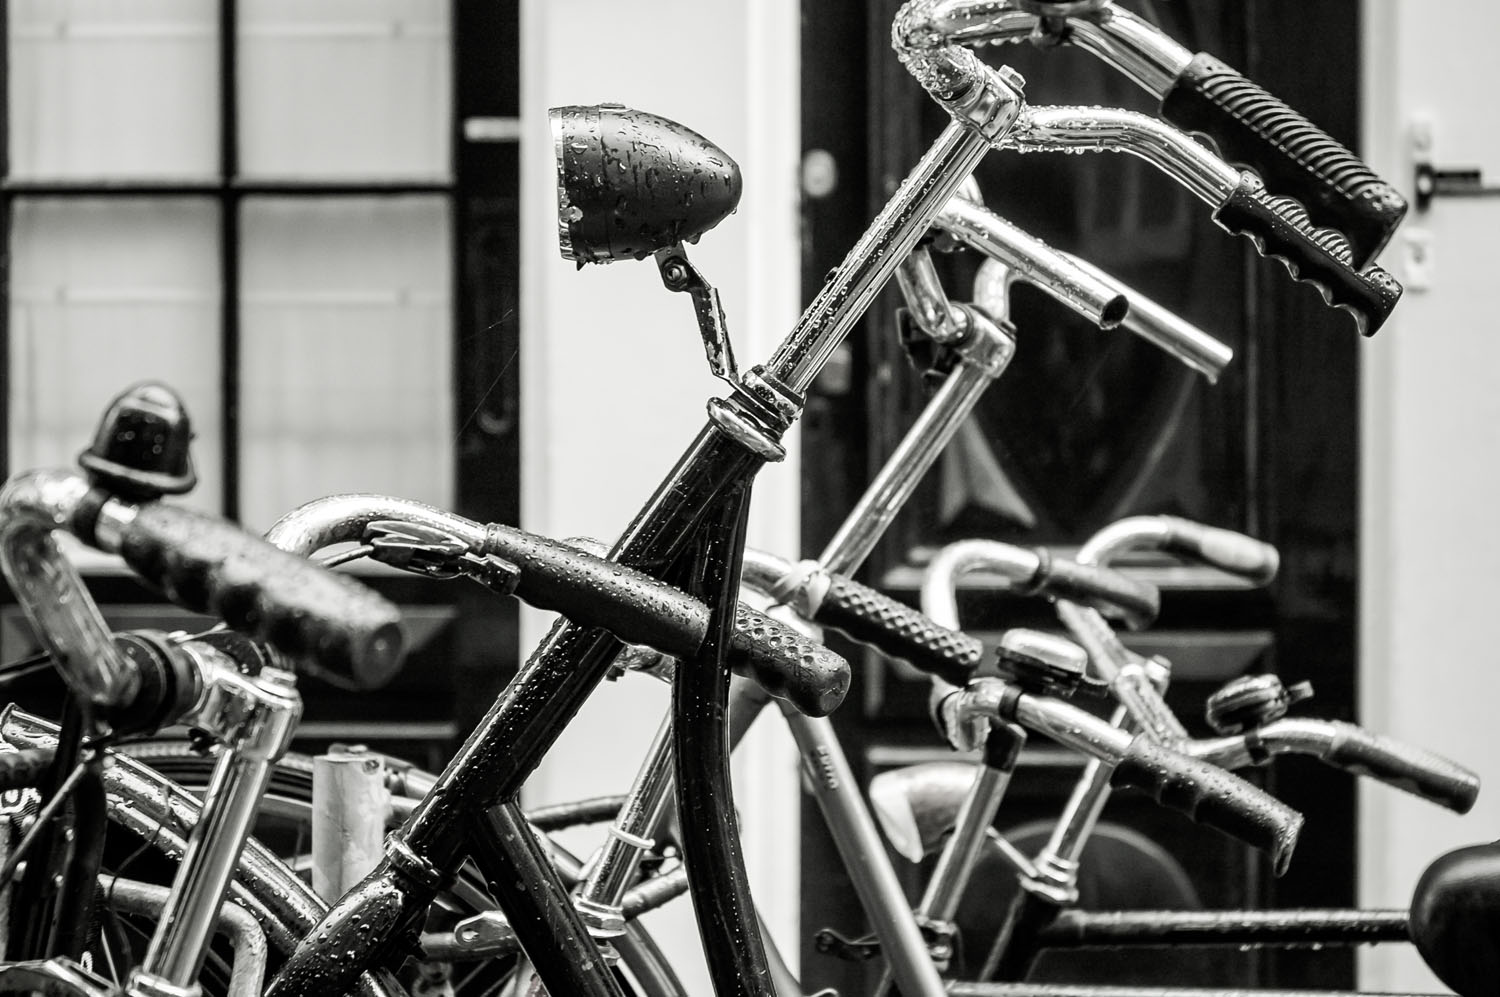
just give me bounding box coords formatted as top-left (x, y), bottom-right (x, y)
top-left (1031, 555), bottom-right (1159, 631)
top-left (1325, 722), bottom-right (1479, 815)
top-left (1111, 735), bottom-right (1302, 875)
top-left (0, 746), bottom-right (54, 792)
top-left (482, 524), bottom-right (849, 716)
top-left (1162, 52), bottom-right (1407, 269)
top-left (1157, 517), bottom-right (1279, 586)
top-left (1213, 176), bottom-right (1403, 337)
top-left (730, 606), bottom-right (850, 717)
top-left (815, 574), bottom-right (983, 686)
top-left (115, 504), bottom-right (406, 688)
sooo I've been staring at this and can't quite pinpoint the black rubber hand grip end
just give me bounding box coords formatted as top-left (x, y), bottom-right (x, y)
top-left (117, 504), bottom-right (406, 688)
top-left (1327, 723), bottom-right (1480, 815)
top-left (729, 606), bottom-right (850, 717)
top-left (1032, 555), bottom-right (1159, 632)
top-left (1213, 177), bottom-right (1403, 337)
top-left (1163, 52), bottom-right (1406, 269)
top-left (1158, 517), bottom-right (1279, 586)
top-left (1110, 736), bottom-right (1302, 876)
top-left (816, 574), bottom-right (983, 686)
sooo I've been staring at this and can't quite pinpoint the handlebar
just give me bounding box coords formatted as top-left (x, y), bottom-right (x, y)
top-left (956, 676), bottom-right (1302, 873)
top-left (920, 539), bottom-right (1160, 633)
top-left (1189, 717), bottom-right (1480, 815)
top-left (267, 494), bottom-right (850, 717)
top-left (909, 0), bottom-right (1407, 268)
top-left (999, 105), bottom-right (1401, 336)
top-left (0, 469), bottom-right (407, 700)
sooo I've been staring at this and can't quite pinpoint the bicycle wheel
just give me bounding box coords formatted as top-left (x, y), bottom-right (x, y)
top-left (114, 738), bottom-right (689, 997)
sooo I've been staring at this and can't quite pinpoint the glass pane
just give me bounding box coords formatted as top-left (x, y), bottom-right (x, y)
top-left (9, 198), bottom-right (223, 513)
top-left (239, 197), bottom-right (452, 531)
top-left (238, 0), bottom-right (451, 180)
top-left (7, 0), bottom-right (218, 180)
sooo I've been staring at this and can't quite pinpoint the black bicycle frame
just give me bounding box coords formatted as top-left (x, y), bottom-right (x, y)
top-left (267, 82), bottom-right (1014, 997)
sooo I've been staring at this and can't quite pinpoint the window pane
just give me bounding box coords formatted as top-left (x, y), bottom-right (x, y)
top-left (239, 197), bottom-right (452, 531)
top-left (238, 0), bottom-right (450, 181)
top-left (7, 0), bottom-right (218, 180)
top-left (9, 198), bottom-right (223, 512)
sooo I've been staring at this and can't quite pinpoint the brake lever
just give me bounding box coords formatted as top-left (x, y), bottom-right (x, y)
top-left (363, 520), bottom-right (521, 594)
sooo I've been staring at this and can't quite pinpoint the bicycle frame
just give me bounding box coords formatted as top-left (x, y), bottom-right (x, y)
top-left (266, 44), bottom-right (1026, 997)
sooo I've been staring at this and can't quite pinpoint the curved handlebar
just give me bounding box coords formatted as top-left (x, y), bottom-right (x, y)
top-left (911, 1), bottom-right (1407, 268)
top-left (999, 105), bottom-right (1401, 336)
top-left (0, 470), bottom-right (406, 700)
top-left (1190, 717), bottom-right (1480, 815)
top-left (959, 677), bottom-right (1302, 873)
top-left (268, 495), bottom-right (849, 717)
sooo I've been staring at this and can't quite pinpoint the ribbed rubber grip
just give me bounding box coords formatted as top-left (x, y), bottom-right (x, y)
top-left (115, 504), bottom-right (406, 688)
top-left (1157, 517), bottom-right (1279, 586)
top-left (482, 524), bottom-right (849, 716)
top-left (0, 746), bottom-right (53, 792)
top-left (1326, 722), bottom-right (1479, 815)
top-left (1032, 555), bottom-right (1159, 631)
top-left (730, 606), bottom-right (850, 717)
top-left (815, 574), bottom-right (983, 686)
top-left (1111, 735), bottom-right (1302, 875)
top-left (1162, 52), bottom-right (1406, 269)
top-left (1206, 173), bottom-right (1404, 335)
top-left (1213, 176), bottom-right (1403, 337)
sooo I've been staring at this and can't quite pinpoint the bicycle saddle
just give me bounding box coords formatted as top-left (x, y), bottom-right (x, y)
top-left (550, 103), bottom-right (742, 264)
top-left (1410, 839), bottom-right (1500, 996)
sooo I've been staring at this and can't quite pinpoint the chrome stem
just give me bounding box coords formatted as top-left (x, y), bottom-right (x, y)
top-left (818, 312), bottom-right (1015, 577)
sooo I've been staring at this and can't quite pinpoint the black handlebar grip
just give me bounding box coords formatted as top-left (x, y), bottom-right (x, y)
top-left (1157, 517), bottom-right (1279, 586)
top-left (482, 525), bottom-right (848, 716)
top-left (1030, 555), bottom-right (1160, 631)
top-left (114, 504), bottom-right (406, 688)
top-left (1162, 52), bottom-right (1407, 269)
top-left (1111, 735), bottom-right (1302, 876)
top-left (1326, 722), bottom-right (1480, 815)
top-left (729, 606), bottom-right (850, 717)
top-left (814, 574), bottom-right (983, 687)
top-left (1213, 176), bottom-right (1403, 337)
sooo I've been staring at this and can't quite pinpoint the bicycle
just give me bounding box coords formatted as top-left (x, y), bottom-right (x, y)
top-left (0, 1), bottom-right (1421, 994)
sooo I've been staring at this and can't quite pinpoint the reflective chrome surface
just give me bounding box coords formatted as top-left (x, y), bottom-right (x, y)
top-left (1001, 105), bottom-right (1240, 205)
top-left (0, 469), bottom-right (138, 709)
top-left (819, 314), bottom-right (1016, 577)
top-left (933, 198), bottom-right (1129, 330)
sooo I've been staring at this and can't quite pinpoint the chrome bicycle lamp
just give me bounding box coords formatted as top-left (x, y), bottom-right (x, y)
top-left (550, 103), bottom-right (743, 265)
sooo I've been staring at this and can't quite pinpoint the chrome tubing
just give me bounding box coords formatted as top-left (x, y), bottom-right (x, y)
top-left (920, 539), bottom-right (1044, 632)
top-left (133, 656), bottom-right (300, 993)
top-left (265, 493), bottom-right (486, 557)
top-left (817, 307), bottom-right (1015, 577)
top-left (106, 878), bottom-right (269, 997)
top-left (1001, 105), bottom-right (1239, 206)
top-left (932, 197), bottom-right (1129, 330)
top-left (575, 717), bottom-right (677, 937)
top-left (764, 0), bottom-right (1024, 394)
top-left (910, 1), bottom-right (1192, 95)
top-left (0, 469), bottom-right (138, 710)
top-left (1066, 253), bottom-right (1232, 380)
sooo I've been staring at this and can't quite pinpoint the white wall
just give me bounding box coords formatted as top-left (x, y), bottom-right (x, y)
top-left (1361, 2), bottom-right (1500, 990)
top-left (519, 2), bottom-right (802, 991)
